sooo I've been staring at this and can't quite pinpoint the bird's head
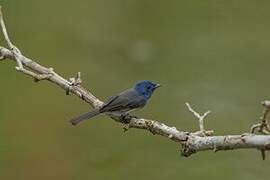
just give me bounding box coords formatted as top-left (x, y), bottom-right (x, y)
top-left (134, 80), bottom-right (161, 99)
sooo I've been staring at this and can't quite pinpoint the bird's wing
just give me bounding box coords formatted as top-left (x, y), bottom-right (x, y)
top-left (100, 89), bottom-right (146, 113)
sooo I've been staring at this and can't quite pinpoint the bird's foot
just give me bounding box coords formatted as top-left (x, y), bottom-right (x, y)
top-left (121, 115), bottom-right (139, 132)
top-left (120, 114), bottom-right (138, 124)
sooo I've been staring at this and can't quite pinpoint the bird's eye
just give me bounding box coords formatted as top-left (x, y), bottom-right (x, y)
top-left (147, 86), bottom-right (151, 90)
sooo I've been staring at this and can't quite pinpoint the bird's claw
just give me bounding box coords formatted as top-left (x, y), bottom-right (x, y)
top-left (120, 114), bottom-right (138, 124)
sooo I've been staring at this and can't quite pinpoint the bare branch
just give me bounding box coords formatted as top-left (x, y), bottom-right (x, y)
top-left (181, 133), bottom-right (270, 157)
top-left (1, 6), bottom-right (270, 159)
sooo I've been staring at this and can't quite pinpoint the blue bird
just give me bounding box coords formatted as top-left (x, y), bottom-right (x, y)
top-left (70, 80), bottom-right (161, 126)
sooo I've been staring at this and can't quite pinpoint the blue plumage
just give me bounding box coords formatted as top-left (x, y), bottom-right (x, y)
top-left (70, 80), bottom-right (161, 126)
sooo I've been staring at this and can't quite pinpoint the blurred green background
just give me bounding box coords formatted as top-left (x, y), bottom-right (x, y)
top-left (0, 0), bottom-right (270, 179)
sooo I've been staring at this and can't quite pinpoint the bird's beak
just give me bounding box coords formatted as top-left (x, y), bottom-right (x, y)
top-left (154, 83), bottom-right (162, 89)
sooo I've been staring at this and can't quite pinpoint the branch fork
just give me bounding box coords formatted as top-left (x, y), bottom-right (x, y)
top-left (69, 72), bottom-right (82, 86)
top-left (66, 72), bottom-right (83, 95)
top-left (251, 100), bottom-right (270, 135)
top-left (185, 102), bottom-right (213, 136)
top-left (250, 100), bottom-right (270, 160)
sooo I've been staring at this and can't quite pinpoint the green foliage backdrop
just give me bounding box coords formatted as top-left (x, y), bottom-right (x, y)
top-left (0, 0), bottom-right (270, 179)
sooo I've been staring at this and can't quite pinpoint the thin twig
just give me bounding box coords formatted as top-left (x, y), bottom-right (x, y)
top-left (185, 102), bottom-right (211, 135)
top-left (0, 6), bottom-right (14, 49)
top-left (250, 100), bottom-right (270, 160)
top-left (0, 6), bottom-right (23, 69)
top-left (251, 101), bottom-right (270, 134)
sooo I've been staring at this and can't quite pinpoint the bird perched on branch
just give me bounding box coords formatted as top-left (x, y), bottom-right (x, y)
top-left (70, 80), bottom-right (161, 126)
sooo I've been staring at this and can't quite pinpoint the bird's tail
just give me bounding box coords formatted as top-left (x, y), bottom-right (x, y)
top-left (70, 109), bottom-right (100, 126)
